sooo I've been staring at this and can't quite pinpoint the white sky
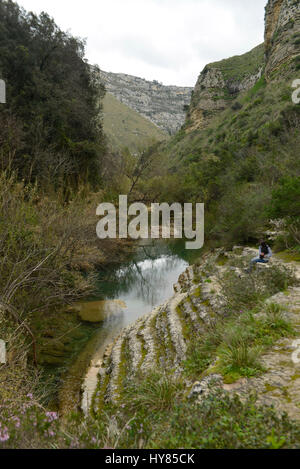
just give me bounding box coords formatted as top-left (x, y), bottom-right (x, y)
top-left (18, 0), bottom-right (267, 87)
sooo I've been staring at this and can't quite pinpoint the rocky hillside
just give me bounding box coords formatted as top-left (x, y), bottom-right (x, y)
top-left (187, 0), bottom-right (300, 131)
top-left (265, 0), bottom-right (300, 78)
top-left (102, 92), bottom-right (167, 153)
top-left (83, 0), bottom-right (300, 423)
top-left (187, 44), bottom-right (265, 131)
top-left (141, 0), bottom-right (300, 249)
top-left (99, 70), bottom-right (193, 135)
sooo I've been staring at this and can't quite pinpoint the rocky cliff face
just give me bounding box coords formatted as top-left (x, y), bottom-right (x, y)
top-left (99, 70), bottom-right (193, 135)
top-left (264, 0), bottom-right (300, 78)
top-left (187, 44), bottom-right (265, 131)
top-left (187, 0), bottom-right (300, 131)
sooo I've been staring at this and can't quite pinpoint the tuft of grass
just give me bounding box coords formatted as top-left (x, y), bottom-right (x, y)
top-left (122, 372), bottom-right (184, 413)
top-left (262, 303), bottom-right (295, 337)
top-left (184, 301), bottom-right (295, 382)
top-left (218, 342), bottom-right (264, 377)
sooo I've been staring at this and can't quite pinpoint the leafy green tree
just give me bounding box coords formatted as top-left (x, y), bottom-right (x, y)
top-left (0, 0), bottom-right (107, 188)
top-left (268, 177), bottom-right (300, 219)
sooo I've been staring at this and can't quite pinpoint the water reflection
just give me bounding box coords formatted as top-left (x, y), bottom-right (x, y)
top-left (61, 240), bottom-right (201, 413)
top-left (92, 241), bottom-right (190, 326)
top-left (116, 255), bottom-right (185, 306)
top-left (75, 299), bottom-right (126, 323)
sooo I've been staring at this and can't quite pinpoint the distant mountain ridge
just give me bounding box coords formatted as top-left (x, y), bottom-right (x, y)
top-left (102, 92), bottom-right (167, 153)
top-left (99, 70), bottom-right (193, 135)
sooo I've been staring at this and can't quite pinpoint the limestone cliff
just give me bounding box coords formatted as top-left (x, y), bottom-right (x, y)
top-left (264, 0), bottom-right (300, 78)
top-left (187, 44), bottom-right (264, 131)
top-left (187, 0), bottom-right (300, 131)
top-left (102, 92), bottom-right (167, 153)
top-left (99, 70), bottom-right (192, 135)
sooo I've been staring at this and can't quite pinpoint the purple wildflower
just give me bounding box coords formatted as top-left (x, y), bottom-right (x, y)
top-left (45, 412), bottom-right (58, 422)
top-left (0, 427), bottom-right (9, 443)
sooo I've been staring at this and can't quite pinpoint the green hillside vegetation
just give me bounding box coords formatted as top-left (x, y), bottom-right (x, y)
top-left (131, 43), bottom-right (300, 251)
top-left (208, 43), bottom-right (265, 82)
top-left (103, 92), bottom-right (168, 153)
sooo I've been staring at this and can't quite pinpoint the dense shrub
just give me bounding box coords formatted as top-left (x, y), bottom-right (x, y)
top-left (0, 0), bottom-right (107, 188)
top-left (268, 177), bottom-right (300, 219)
top-left (219, 264), bottom-right (297, 313)
top-left (154, 391), bottom-right (300, 449)
top-left (0, 173), bottom-right (98, 318)
top-left (2, 384), bottom-right (300, 449)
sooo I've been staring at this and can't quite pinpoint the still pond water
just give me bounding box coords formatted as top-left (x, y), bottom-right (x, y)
top-left (59, 240), bottom-right (200, 413)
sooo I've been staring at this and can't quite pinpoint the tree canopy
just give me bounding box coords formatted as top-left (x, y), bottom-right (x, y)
top-left (0, 0), bottom-right (106, 188)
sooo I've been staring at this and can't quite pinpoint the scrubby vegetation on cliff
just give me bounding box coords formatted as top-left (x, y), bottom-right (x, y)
top-left (133, 82), bottom-right (300, 247)
top-left (102, 92), bottom-right (167, 154)
top-left (128, 1), bottom-right (300, 251)
top-left (1, 0), bottom-right (300, 451)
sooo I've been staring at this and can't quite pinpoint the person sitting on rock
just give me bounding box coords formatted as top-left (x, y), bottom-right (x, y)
top-left (248, 240), bottom-right (272, 272)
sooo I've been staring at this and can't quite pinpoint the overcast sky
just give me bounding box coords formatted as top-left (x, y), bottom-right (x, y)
top-left (18, 0), bottom-right (267, 87)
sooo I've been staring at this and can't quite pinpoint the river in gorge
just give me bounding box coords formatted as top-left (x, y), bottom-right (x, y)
top-left (57, 239), bottom-right (201, 414)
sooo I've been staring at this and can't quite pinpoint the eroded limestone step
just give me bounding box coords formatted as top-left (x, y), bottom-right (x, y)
top-left (105, 331), bottom-right (130, 402)
top-left (166, 293), bottom-right (188, 365)
top-left (92, 247), bottom-right (300, 415)
top-left (140, 306), bottom-right (162, 372)
top-left (153, 308), bottom-right (177, 369)
top-left (180, 297), bottom-right (200, 330)
top-left (127, 320), bottom-right (144, 375)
